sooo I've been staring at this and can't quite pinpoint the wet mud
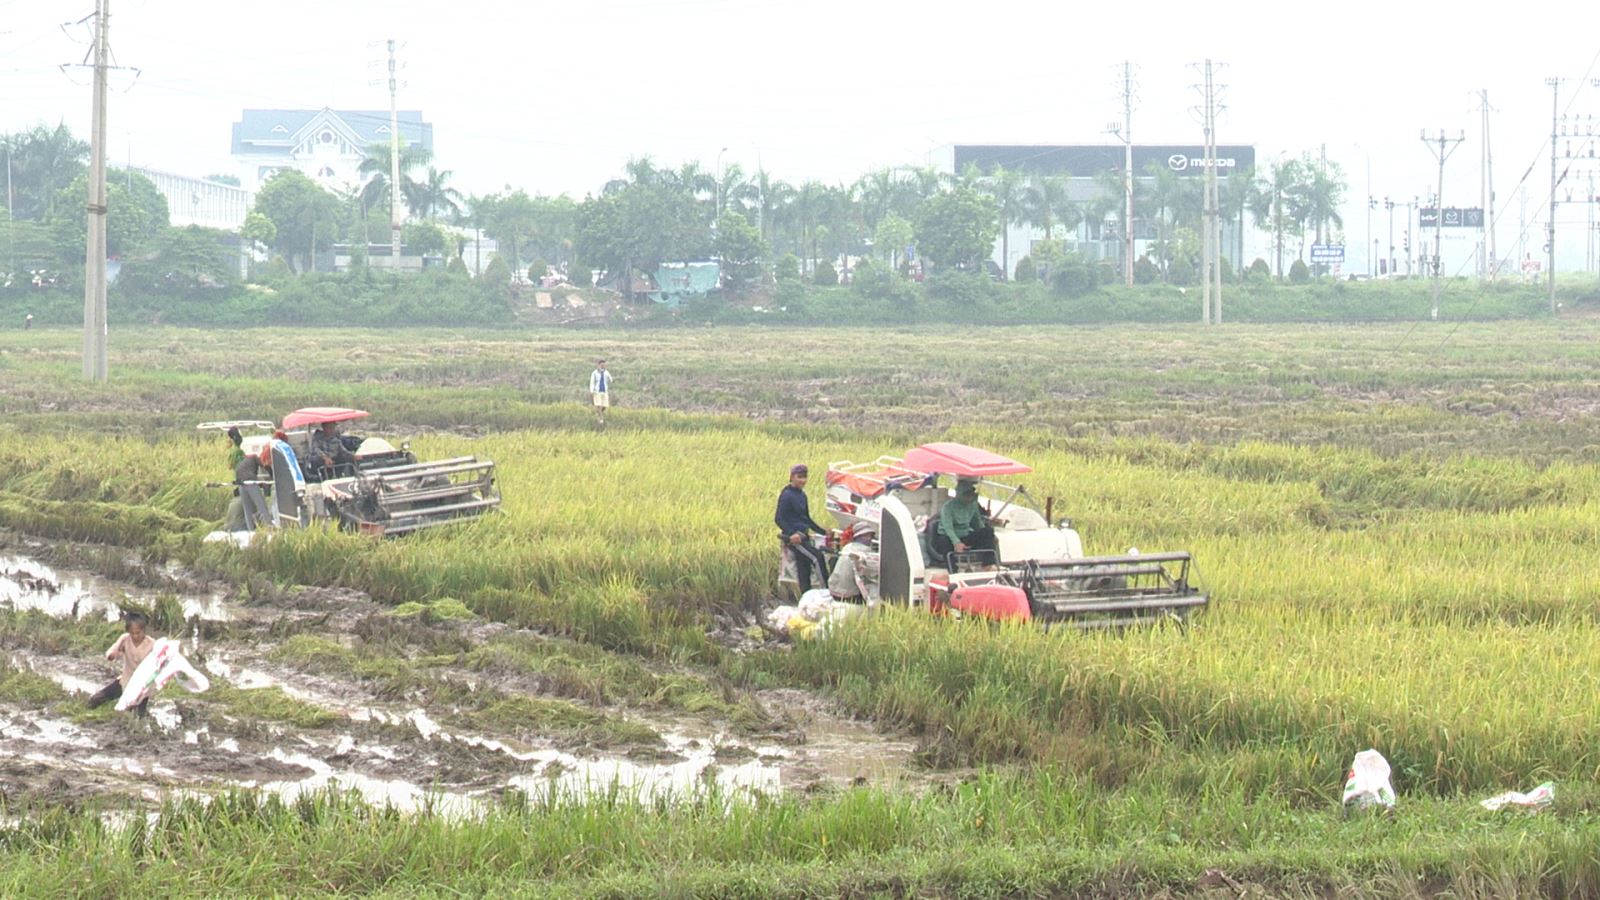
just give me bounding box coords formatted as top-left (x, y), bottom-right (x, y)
top-left (1, 542), bottom-right (923, 818)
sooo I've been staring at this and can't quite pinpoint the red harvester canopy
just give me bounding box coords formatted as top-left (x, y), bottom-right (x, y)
top-left (902, 442), bottom-right (1032, 478)
top-left (282, 407), bottom-right (370, 430)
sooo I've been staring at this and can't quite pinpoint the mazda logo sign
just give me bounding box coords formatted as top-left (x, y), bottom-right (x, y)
top-left (1167, 154), bottom-right (1189, 171)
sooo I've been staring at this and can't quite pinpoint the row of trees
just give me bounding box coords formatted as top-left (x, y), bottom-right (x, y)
top-left (4, 119), bottom-right (1350, 297)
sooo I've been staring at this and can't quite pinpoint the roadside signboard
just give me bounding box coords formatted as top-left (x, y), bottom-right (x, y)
top-left (1310, 244), bottom-right (1344, 264)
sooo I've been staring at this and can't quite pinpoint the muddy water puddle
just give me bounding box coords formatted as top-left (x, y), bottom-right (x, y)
top-left (2, 543), bottom-right (930, 820)
top-left (0, 554), bottom-right (229, 622)
top-left (3, 689), bottom-right (923, 819)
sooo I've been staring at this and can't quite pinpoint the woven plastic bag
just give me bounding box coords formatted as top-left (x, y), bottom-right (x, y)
top-left (1481, 782), bottom-right (1554, 812)
top-left (1341, 749), bottom-right (1396, 810)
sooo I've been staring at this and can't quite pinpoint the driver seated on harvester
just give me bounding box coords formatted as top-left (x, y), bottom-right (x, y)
top-left (308, 420), bottom-right (357, 481)
top-left (930, 478), bottom-right (997, 569)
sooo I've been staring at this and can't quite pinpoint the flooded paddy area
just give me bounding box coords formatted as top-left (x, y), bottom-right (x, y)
top-left (0, 533), bottom-right (923, 820)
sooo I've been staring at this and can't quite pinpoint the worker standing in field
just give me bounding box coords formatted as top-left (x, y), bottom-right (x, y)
top-left (223, 445), bottom-right (273, 531)
top-left (775, 464), bottom-right (830, 592)
top-left (589, 358), bottom-right (611, 428)
top-left (931, 478), bottom-right (996, 567)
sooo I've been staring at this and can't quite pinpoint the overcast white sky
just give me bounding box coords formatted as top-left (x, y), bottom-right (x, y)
top-left (4, 0), bottom-right (1600, 271)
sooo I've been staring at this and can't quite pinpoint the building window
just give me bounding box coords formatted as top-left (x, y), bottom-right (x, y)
top-left (319, 130), bottom-right (335, 144)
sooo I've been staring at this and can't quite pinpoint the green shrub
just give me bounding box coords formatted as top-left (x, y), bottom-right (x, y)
top-left (1050, 254), bottom-right (1097, 298)
top-left (1133, 255), bottom-right (1158, 285)
top-left (926, 270), bottom-right (993, 306)
top-left (1289, 259), bottom-right (1311, 284)
top-left (1248, 258), bottom-right (1271, 281)
top-left (569, 261), bottom-right (593, 287)
top-left (1014, 256), bottom-right (1037, 283)
top-left (483, 255), bottom-right (512, 288)
top-left (774, 253), bottom-right (800, 282)
top-left (814, 260), bottom-right (838, 286)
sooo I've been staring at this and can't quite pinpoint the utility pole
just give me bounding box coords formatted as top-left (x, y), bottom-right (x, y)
top-left (1421, 129), bottom-right (1464, 320)
top-left (388, 39), bottom-right (402, 269)
top-left (1545, 77), bottom-right (1562, 312)
top-left (1518, 187), bottom-right (1527, 273)
top-left (1206, 61), bottom-right (1223, 323)
top-left (1193, 60), bottom-right (1219, 324)
top-left (4, 133), bottom-right (13, 280)
top-left (1384, 197), bottom-right (1395, 277)
top-left (1479, 90), bottom-right (1496, 279)
top-left (82, 0), bottom-right (110, 381)
top-left (1119, 62), bottom-right (1135, 287)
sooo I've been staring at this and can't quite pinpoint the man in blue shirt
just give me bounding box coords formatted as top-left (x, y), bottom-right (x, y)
top-left (775, 463), bottom-right (830, 592)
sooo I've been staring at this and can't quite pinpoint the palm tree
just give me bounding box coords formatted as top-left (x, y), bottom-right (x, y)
top-left (895, 165), bottom-right (943, 220)
top-left (734, 168), bottom-right (791, 246)
top-left (791, 181), bottom-right (829, 268)
top-left (715, 162), bottom-right (747, 219)
top-left (1143, 163), bottom-right (1190, 279)
top-left (9, 123), bottom-right (88, 221)
top-left (1250, 157), bottom-right (1305, 280)
top-left (1219, 168), bottom-right (1255, 273)
top-left (358, 141), bottom-right (433, 221)
top-left (1294, 156), bottom-right (1346, 269)
top-left (1023, 174), bottom-right (1077, 242)
top-left (854, 168), bottom-right (896, 232)
top-left (412, 167), bottom-right (463, 221)
top-left (983, 165), bottom-right (1029, 280)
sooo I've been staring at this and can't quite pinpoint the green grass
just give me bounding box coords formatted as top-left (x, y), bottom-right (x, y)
top-left (6, 322), bottom-right (1600, 894)
top-left (5, 778), bottom-right (1600, 897)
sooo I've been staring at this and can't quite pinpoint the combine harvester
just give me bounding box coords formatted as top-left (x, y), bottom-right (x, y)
top-left (816, 442), bottom-right (1207, 628)
top-left (201, 407), bottom-right (499, 539)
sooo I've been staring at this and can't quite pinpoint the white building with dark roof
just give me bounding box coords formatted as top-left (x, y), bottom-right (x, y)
top-left (230, 108), bottom-right (433, 194)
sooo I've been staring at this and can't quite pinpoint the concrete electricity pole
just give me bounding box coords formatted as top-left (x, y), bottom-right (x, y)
top-left (1545, 77), bottom-right (1564, 312)
top-left (1478, 90), bottom-right (1496, 279)
top-left (82, 0), bottom-right (111, 381)
top-left (388, 39), bottom-right (402, 268)
top-left (1119, 62), bottom-right (1135, 287)
top-left (1421, 129), bottom-right (1464, 320)
top-left (1191, 59), bottom-right (1224, 324)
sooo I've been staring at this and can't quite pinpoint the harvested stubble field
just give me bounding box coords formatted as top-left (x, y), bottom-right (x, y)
top-left (3, 322), bottom-right (1600, 897)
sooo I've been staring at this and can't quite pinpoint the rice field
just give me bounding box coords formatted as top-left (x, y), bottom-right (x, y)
top-left (4, 322), bottom-right (1600, 896)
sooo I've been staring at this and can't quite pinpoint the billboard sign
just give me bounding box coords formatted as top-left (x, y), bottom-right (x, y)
top-left (951, 144), bottom-right (1256, 178)
top-left (1310, 244), bottom-right (1344, 263)
top-left (1419, 207), bottom-right (1483, 228)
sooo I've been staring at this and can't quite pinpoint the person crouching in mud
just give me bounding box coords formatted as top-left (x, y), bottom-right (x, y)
top-left (88, 612), bottom-right (154, 716)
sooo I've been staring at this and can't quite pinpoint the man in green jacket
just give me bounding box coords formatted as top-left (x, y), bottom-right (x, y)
top-left (931, 478), bottom-right (996, 567)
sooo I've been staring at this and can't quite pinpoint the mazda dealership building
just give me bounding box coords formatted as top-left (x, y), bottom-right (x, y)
top-left (932, 143), bottom-right (1258, 276)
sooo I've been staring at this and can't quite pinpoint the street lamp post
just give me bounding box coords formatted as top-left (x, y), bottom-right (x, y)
top-left (714, 146), bottom-right (728, 225)
top-left (1367, 195), bottom-right (1377, 277)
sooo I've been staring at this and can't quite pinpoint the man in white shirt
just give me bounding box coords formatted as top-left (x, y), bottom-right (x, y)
top-left (589, 359), bottom-right (612, 427)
